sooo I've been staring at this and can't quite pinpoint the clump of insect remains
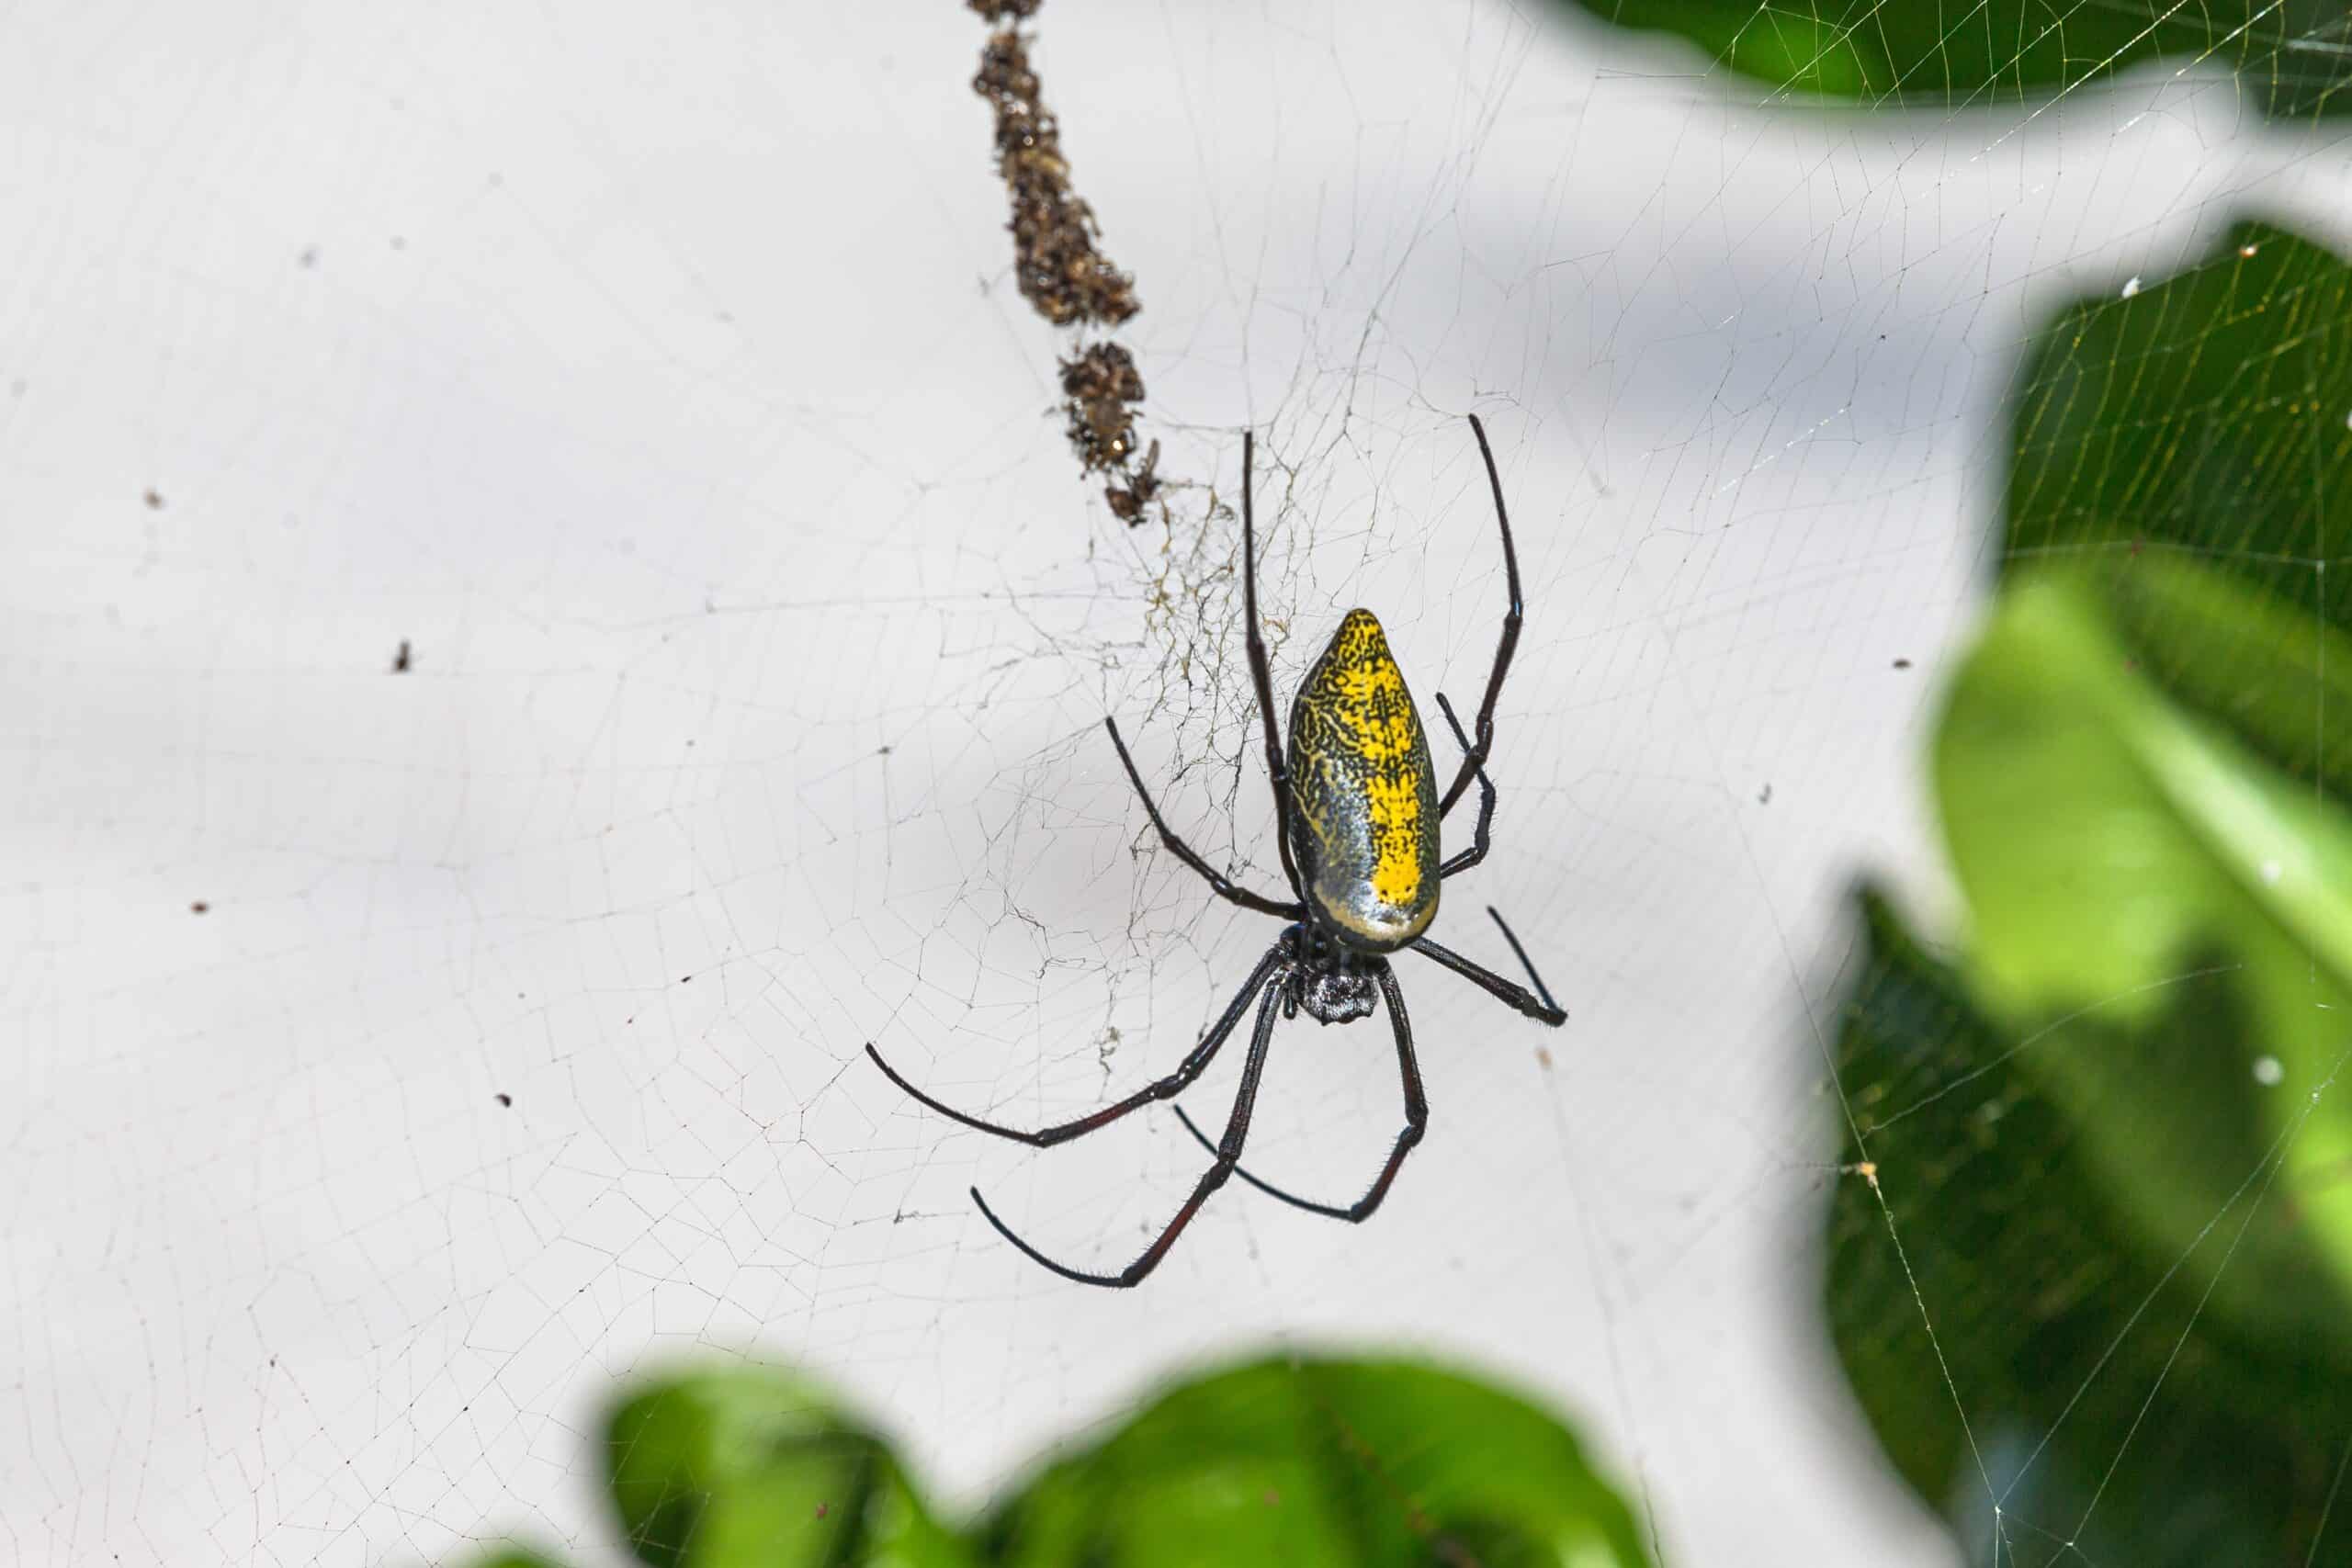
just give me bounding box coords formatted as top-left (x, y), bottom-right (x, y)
top-left (1059, 344), bottom-right (1141, 467)
top-left (1060, 345), bottom-right (1159, 523)
top-left (970, 11), bottom-right (1132, 326)
top-left (967, 0), bottom-right (1162, 525)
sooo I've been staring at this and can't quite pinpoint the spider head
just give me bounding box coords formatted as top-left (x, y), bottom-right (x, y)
top-left (1299, 966), bottom-right (1378, 1025)
top-left (1283, 926), bottom-right (1382, 1025)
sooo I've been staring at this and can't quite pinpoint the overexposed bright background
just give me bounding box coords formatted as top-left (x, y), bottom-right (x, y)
top-left (6, 3), bottom-right (2345, 1563)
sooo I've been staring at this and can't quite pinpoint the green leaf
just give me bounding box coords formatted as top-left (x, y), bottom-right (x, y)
top-left (1544, 1), bottom-right (2352, 120)
top-left (1826, 887), bottom-right (2352, 1567)
top-left (603, 1365), bottom-right (974, 1568)
top-left (1934, 569), bottom-right (2352, 1332)
top-left (1820, 209), bottom-right (2352, 1568)
top-left (456, 1550), bottom-right (572, 1568)
top-left (2005, 219), bottom-right (2352, 795)
top-left (983, 1357), bottom-right (1653, 1568)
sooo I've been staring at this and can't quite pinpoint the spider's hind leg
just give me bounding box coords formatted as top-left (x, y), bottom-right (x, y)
top-left (1173, 962), bottom-right (1427, 1224)
top-left (971, 967), bottom-right (1287, 1288)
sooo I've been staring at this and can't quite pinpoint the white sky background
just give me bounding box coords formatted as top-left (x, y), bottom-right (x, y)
top-left (6, 2), bottom-right (2348, 1564)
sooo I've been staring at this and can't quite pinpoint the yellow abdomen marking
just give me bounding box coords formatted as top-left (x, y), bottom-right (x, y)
top-left (1285, 610), bottom-right (1442, 951)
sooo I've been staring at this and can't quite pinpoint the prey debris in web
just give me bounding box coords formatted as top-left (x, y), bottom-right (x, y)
top-left (967, 1), bottom-right (1166, 526)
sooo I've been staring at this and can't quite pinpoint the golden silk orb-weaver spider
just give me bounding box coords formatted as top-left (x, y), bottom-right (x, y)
top-left (866, 414), bottom-right (1565, 1287)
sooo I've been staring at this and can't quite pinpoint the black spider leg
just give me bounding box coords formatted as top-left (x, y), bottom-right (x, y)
top-left (971, 966), bottom-right (1288, 1287)
top-left (864, 944), bottom-right (1283, 1147)
top-left (1172, 963), bottom-right (1425, 1224)
top-left (1411, 914), bottom-right (1566, 1027)
top-left (1238, 429), bottom-right (1306, 898)
top-left (1103, 716), bottom-right (1302, 919)
top-left (1483, 904), bottom-right (1566, 1018)
top-left (1436, 412), bottom-right (1526, 819)
top-left (1421, 690), bottom-right (1562, 1020)
top-left (1430, 691), bottom-right (1494, 879)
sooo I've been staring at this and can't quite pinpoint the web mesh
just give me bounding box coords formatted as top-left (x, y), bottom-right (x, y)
top-left (4, 3), bottom-right (2346, 1565)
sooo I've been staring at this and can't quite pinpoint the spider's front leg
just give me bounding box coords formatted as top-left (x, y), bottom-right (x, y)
top-left (1103, 716), bottom-right (1299, 919)
top-left (1238, 428), bottom-right (1306, 898)
top-left (1435, 412), bottom-right (1526, 818)
top-left (1432, 690), bottom-right (1496, 879)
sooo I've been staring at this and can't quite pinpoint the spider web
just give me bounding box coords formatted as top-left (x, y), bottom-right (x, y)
top-left (3, 3), bottom-right (2346, 1565)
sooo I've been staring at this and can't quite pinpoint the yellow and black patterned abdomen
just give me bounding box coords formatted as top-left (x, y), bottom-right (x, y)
top-left (1285, 609), bottom-right (1441, 952)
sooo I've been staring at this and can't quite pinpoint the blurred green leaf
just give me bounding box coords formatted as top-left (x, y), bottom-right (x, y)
top-left (603, 1365), bottom-right (974, 1568)
top-left (1935, 569), bottom-right (2352, 1326)
top-left (1545, 1), bottom-right (2352, 119)
top-left (464, 1551), bottom-right (572, 1568)
top-left (2005, 219), bottom-right (2352, 796)
top-left (984, 1356), bottom-right (1653, 1568)
top-left (1826, 887), bottom-right (2352, 1568)
top-left (1822, 214), bottom-right (2352, 1565)
top-left (447, 1357), bottom-right (1650, 1568)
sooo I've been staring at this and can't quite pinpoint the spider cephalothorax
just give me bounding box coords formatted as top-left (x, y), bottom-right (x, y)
top-left (1282, 925), bottom-right (1381, 1025)
top-left (867, 414), bottom-right (1566, 1288)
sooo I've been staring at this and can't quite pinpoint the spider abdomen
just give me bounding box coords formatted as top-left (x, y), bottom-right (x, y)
top-left (1285, 609), bottom-right (1441, 953)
